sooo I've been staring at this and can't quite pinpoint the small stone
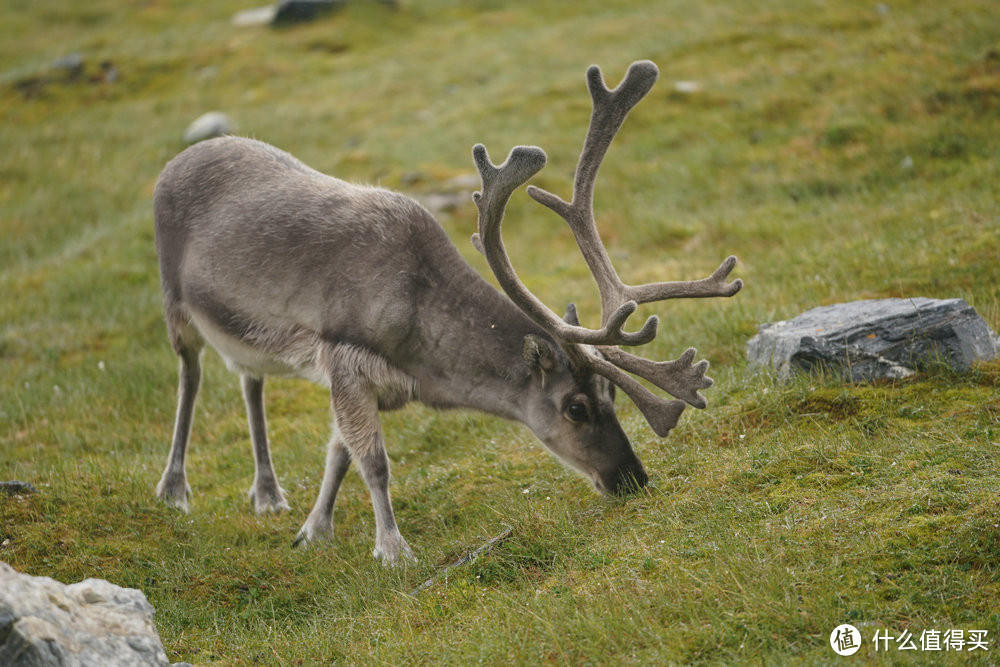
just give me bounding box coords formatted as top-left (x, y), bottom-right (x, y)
top-left (673, 80), bottom-right (701, 94)
top-left (232, 5), bottom-right (278, 26)
top-left (747, 298), bottom-right (999, 381)
top-left (416, 192), bottom-right (468, 216)
top-left (183, 111), bottom-right (235, 144)
top-left (99, 60), bottom-right (119, 84)
top-left (446, 173), bottom-right (481, 189)
top-left (51, 53), bottom-right (84, 79)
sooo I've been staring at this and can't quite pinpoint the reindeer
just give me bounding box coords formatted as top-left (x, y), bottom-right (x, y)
top-left (152, 60), bottom-right (742, 565)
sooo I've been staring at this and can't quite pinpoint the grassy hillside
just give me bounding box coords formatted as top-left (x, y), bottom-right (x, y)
top-left (2, 0), bottom-right (998, 663)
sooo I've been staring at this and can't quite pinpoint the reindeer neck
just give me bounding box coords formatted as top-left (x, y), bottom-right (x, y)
top-left (400, 234), bottom-right (549, 421)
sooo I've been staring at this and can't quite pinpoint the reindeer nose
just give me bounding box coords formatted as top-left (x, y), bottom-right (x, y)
top-left (609, 463), bottom-right (648, 496)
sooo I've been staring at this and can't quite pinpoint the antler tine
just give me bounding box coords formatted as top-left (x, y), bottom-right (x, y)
top-left (527, 60), bottom-right (660, 323)
top-left (582, 350), bottom-right (688, 437)
top-left (577, 60), bottom-right (660, 213)
top-left (528, 61), bottom-right (659, 215)
top-left (627, 255), bottom-right (744, 304)
top-left (471, 144), bottom-right (658, 347)
top-left (599, 346), bottom-right (713, 409)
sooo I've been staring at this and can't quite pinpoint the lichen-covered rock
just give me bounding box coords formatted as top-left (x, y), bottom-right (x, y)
top-left (747, 297), bottom-right (999, 381)
top-left (0, 562), bottom-right (170, 666)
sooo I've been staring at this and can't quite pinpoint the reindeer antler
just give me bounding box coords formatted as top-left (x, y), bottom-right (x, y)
top-left (472, 61), bottom-right (743, 437)
top-left (527, 61), bottom-right (743, 318)
top-left (471, 145), bottom-right (657, 347)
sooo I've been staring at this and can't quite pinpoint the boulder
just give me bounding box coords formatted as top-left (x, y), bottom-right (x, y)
top-left (747, 297), bottom-right (999, 381)
top-left (0, 562), bottom-right (171, 666)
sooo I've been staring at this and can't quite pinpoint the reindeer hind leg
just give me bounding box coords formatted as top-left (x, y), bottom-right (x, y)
top-left (156, 314), bottom-right (204, 511)
top-left (241, 374), bottom-right (291, 513)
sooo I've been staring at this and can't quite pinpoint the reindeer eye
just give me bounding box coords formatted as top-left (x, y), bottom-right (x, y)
top-left (566, 402), bottom-right (590, 423)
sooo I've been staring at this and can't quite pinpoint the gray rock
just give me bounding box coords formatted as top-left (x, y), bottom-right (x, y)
top-left (51, 53), bottom-right (84, 80)
top-left (0, 562), bottom-right (170, 666)
top-left (747, 297), bottom-right (999, 381)
top-left (445, 173), bottom-right (482, 190)
top-left (416, 192), bottom-right (468, 216)
top-left (272, 0), bottom-right (343, 25)
top-left (412, 173), bottom-right (481, 217)
top-left (183, 111), bottom-right (235, 145)
top-left (0, 480), bottom-right (38, 495)
top-left (232, 5), bottom-right (278, 26)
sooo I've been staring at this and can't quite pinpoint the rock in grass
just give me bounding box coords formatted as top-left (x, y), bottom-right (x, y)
top-left (747, 297), bottom-right (999, 381)
top-left (272, 0), bottom-right (343, 25)
top-left (232, 5), bottom-right (278, 26)
top-left (51, 53), bottom-right (84, 80)
top-left (0, 480), bottom-right (37, 495)
top-left (183, 111), bottom-right (235, 144)
top-left (0, 562), bottom-right (171, 666)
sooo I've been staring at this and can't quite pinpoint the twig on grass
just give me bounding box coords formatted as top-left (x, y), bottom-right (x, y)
top-left (411, 524), bottom-right (513, 595)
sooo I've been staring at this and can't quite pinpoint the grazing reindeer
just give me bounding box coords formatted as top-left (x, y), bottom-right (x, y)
top-left (153, 60), bottom-right (741, 565)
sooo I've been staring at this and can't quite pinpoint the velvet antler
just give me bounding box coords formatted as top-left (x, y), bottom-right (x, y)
top-left (472, 61), bottom-right (743, 437)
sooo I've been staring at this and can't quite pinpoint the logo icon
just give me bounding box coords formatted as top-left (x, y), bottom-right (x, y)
top-left (831, 624), bottom-right (862, 656)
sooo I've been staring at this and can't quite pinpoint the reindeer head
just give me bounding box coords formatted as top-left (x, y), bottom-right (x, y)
top-left (472, 60), bottom-right (742, 495)
top-left (515, 326), bottom-right (647, 495)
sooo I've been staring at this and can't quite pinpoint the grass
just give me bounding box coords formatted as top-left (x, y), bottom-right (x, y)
top-left (2, 0), bottom-right (999, 663)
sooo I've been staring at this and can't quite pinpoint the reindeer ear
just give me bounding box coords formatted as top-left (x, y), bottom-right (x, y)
top-left (522, 335), bottom-right (557, 373)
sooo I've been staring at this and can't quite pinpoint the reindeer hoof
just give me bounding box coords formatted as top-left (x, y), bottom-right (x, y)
top-left (248, 484), bottom-right (291, 514)
top-left (292, 517), bottom-right (334, 548)
top-left (292, 531), bottom-right (326, 549)
top-left (373, 533), bottom-right (416, 567)
top-left (155, 473), bottom-right (192, 512)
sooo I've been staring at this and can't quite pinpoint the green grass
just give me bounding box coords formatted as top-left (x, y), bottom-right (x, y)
top-left (2, 0), bottom-right (999, 663)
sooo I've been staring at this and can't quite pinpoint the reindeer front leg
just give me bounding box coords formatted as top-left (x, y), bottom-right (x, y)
top-left (296, 380), bottom-right (414, 566)
top-left (356, 435), bottom-right (414, 566)
top-left (294, 428), bottom-right (351, 546)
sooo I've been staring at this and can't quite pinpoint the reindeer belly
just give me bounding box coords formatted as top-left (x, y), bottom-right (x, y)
top-left (186, 306), bottom-right (418, 410)
top-left (188, 309), bottom-right (329, 385)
